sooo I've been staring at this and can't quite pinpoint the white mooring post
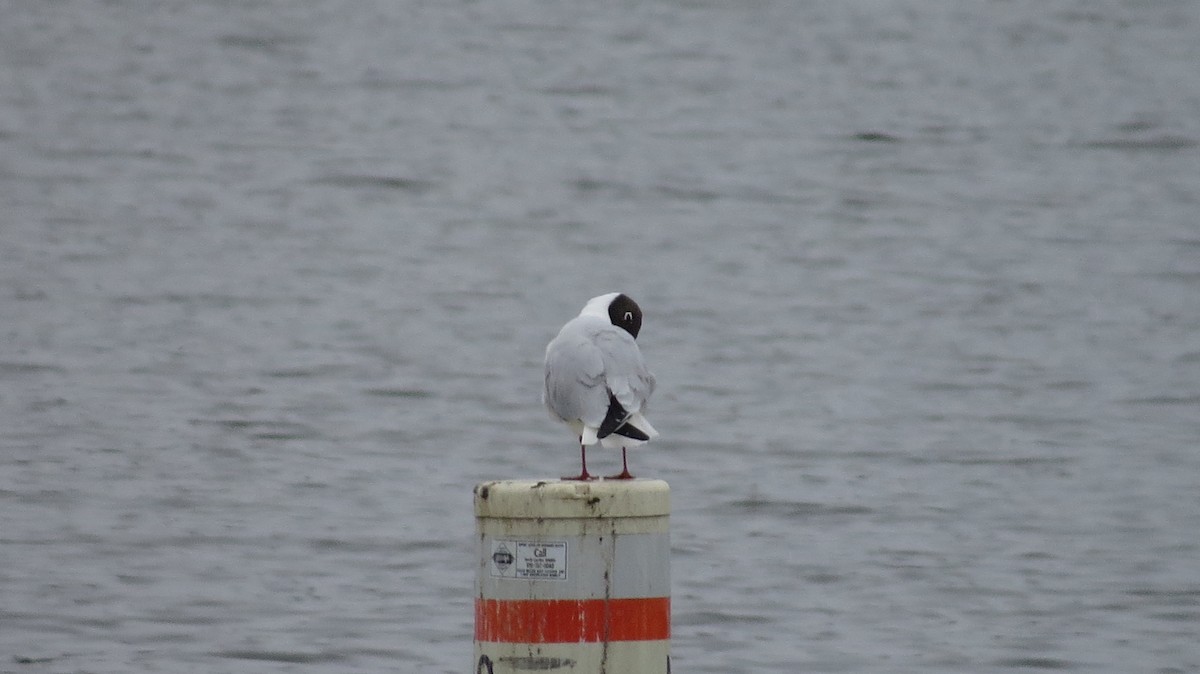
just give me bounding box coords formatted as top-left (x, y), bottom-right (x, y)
top-left (473, 479), bottom-right (671, 674)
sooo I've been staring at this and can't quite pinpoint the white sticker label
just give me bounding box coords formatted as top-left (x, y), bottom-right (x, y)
top-left (490, 540), bottom-right (568, 581)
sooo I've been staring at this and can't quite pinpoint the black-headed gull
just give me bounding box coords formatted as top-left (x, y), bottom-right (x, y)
top-left (544, 292), bottom-right (658, 480)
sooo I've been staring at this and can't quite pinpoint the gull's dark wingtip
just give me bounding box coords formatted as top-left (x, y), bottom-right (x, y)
top-left (598, 392), bottom-right (650, 442)
top-left (611, 423), bottom-right (650, 442)
top-left (597, 392), bottom-right (629, 440)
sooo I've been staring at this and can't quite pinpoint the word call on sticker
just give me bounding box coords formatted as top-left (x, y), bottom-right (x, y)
top-left (490, 540), bottom-right (568, 581)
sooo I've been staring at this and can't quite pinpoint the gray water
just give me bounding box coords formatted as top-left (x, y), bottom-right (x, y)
top-left (2, 1), bottom-right (1199, 672)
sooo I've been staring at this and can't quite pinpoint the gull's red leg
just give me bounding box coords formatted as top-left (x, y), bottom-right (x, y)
top-left (562, 442), bottom-right (593, 481)
top-left (606, 447), bottom-right (635, 480)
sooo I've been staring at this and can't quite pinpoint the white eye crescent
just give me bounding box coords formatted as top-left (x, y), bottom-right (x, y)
top-left (624, 311), bottom-right (633, 321)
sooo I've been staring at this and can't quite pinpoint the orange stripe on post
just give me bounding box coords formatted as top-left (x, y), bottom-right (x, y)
top-left (475, 597), bottom-right (670, 643)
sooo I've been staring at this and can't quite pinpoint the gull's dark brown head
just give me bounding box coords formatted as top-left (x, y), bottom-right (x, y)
top-left (607, 293), bottom-right (642, 339)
